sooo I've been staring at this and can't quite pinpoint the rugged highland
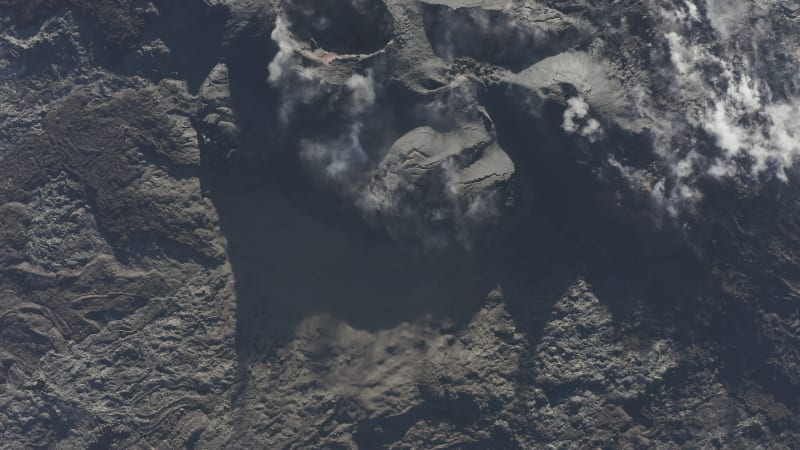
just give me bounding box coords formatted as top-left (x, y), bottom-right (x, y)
top-left (1, 0), bottom-right (800, 448)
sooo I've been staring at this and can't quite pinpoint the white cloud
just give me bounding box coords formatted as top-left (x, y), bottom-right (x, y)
top-left (300, 123), bottom-right (368, 183)
top-left (665, 30), bottom-right (800, 181)
top-left (562, 96), bottom-right (604, 143)
top-left (345, 71), bottom-right (376, 115)
top-left (562, 96), bottom-right (588, 133)
top-left (684, 0), bottom-right (700, 21)
top-left (705, 0), bottom-right (778, 41)
top-left (293, 73), bottom-right (377, 187)
top-left (622, 3), bottom-right (800, 216)
top-left (267, 18), bottom-right (297, 84)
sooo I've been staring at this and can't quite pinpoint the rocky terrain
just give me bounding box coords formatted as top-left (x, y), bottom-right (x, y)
top-left (1, 0), bottom-right (800, 448)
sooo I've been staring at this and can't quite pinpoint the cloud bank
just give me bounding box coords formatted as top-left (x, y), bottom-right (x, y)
top-left (609, 0), bottom-right (800, 216)
top-left (562, 96), bottom-right (604, 143)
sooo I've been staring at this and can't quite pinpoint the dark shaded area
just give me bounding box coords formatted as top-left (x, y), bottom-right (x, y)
top-left (209, 180), bottom-right (502, 354)
top-left (144, 0), bottom-right (229, 93)
top-left (480, 83), bottom-right (706, 317)
top-left (137, 36), bottom-right (800, 450)
top-left (202, 39), bottom-right (708, 371)
top-left (194, 10), bottom-right (712, 370)
top-left (200, 65), bottom-right (740, 443)
top-left (107, 0), bottom-right (229, 93)
top-left (215, 9), bottom-right (278, 177)
top-left (688, 175), bottom-right (800, 410)
top-left (482, 80), bottom-right (800, 425)
top-left (198, 11), bottom-right (502, 356)
top-left (353, 392), bottom-right (495, 449)
top-left (200, 25), bottom-right (552, 358)
top-left (199, 14), bottom-right (536, 358)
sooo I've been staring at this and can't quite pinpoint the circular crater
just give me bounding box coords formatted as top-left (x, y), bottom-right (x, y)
top-left (283, 0), bottom-right (394, 55)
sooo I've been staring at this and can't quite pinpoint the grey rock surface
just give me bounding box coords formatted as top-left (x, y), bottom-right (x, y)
top-left (1, 0), bottom-right (800, 448)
